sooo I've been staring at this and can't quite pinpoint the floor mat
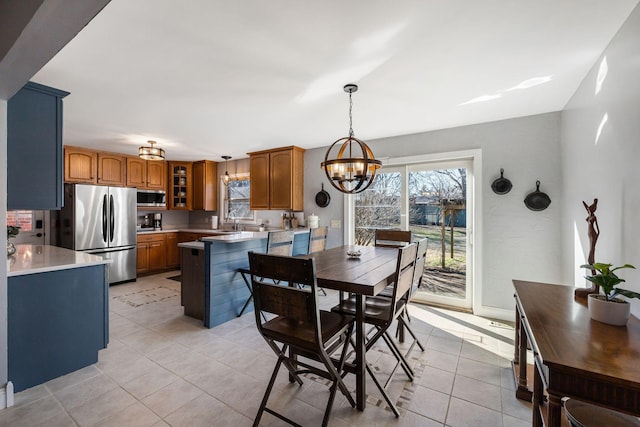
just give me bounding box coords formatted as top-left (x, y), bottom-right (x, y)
top-left (112, 286), bottom-right (180, 307)
top-left (166, 275), bottom-right (181, 282)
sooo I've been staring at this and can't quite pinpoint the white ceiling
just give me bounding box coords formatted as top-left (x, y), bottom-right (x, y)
top-left (32, 0), bottom-right (638, 161)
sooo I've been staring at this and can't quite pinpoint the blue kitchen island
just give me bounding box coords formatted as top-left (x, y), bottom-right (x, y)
top-left (196, 230), bottom-right (309, 328)
top-left (8, 244), bottom-right (110, 392)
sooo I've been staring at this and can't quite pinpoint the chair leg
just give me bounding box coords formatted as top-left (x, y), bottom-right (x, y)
top-left (253, 354), bottom-right (285, 427)
top-left (400, 315), bottom-right (425, 352)
top-left (238, 271), bottom-right (253, 317)
top-left (366, 363), bottom-right (400, 417)
top-left (381, 331), bottom-right (414, 381)
top-left (238, 271), bottom-right (266, 321)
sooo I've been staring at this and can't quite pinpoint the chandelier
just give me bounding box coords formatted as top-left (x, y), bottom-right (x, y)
top-left (138, 140), bottom-right (165, 160)
top-left (221, 155), bottom-right (232, 186)
top-left (321, 84), bottom-right (381, 194)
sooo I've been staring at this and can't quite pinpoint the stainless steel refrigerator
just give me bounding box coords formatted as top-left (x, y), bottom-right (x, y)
top-left (54, 184), bottom-right (137, 284)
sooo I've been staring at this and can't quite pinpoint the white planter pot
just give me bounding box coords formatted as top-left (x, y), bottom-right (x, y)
top-left (588, 294), bottom-right (630, 326)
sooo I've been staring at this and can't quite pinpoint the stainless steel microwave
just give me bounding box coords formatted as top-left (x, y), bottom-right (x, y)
top-left (136, 189), bottom-right (166, 207)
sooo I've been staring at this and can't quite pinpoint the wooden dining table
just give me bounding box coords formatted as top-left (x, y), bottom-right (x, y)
top-left (306, 244), bottom-right (399, 411)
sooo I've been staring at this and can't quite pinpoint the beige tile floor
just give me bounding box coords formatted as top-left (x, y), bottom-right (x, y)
top-left (0, 271), bottom-right (532, 426)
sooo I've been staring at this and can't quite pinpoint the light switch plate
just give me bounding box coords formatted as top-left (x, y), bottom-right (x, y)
top-left (330, 219), bottom-right (341, 229)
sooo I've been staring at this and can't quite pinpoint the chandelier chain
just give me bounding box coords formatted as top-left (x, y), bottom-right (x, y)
top-left (348, 91), bottom-right (354, 138)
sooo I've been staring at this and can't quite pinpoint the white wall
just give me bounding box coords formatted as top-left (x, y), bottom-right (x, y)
top-left (561, 4), bottom-right (640, 316)
top-left (305, 112), bottom-right (563, 316)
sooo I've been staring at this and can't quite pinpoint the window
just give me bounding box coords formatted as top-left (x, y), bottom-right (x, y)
top-left (223, 173), bottom-right (256, 222)
top-left (7, 210), bottom-right (33, 232)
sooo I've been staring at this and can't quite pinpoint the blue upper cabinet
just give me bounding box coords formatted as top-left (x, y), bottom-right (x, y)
top-left (8, 82), bottom-right (70, 210)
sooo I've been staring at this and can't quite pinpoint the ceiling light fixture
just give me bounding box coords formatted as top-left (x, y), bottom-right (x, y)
top-left (221, 155), bottom-right (232, 186)
top-left (321, 84), bottom-right (381, 194)
top-left (138, 140), bottom-right (165, 160)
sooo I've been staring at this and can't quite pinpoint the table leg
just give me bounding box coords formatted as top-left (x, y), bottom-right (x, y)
top-left (532, 361), bottom-right (543, 427)
top-left (547, 393), bottom-right (563, 427)
top-left (516, 310), bottom-right (533, 401)
top-left (355, 294), bottom-right (366, 411)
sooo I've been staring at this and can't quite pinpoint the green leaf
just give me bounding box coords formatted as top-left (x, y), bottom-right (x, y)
top-left (611, 264), bottom-right (636, 272)
top-left (616, 289), bottom-right (640, 300)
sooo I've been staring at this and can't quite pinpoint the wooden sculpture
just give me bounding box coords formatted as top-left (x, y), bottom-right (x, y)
top-left (575, 198), bottom-right (600, 300)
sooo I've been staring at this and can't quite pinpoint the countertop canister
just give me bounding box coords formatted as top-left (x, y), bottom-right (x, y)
top-left (307, 214), bottom-right (319, 229)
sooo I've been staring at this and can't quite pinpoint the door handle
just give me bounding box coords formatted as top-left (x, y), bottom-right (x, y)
top-left (30, 233), bottom-right (43, 238)
top-left (109, 194), bottom-right (115, 242)
top-left (102, 195), bottom-right (108, 242)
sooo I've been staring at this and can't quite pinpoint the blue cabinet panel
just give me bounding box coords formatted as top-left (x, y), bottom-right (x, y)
top-left (8, 82), bottom-right (69, 210)
top-left (202, 232), bottom-right (310, 328)
top-left (8, 264), bottom-right (108, 392)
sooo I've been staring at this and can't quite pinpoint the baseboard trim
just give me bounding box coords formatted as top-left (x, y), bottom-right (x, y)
top-left (0, 382), bottom-right (14, 410)
top-left (474, 305), bottom-right (514, 322)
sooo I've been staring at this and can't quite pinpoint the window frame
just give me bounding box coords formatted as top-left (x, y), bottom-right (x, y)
top-left (219, 172), bottom-right (257, 224)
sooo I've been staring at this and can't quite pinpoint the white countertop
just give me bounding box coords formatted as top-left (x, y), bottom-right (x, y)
top-left (8, 244), bottom-right (111, 277)
top-left (137, 228), bottom-right (310, 236)
top-left (177, 241), bottom-right (205, 250)
top-left (200, 229), bottom-right (309, 244)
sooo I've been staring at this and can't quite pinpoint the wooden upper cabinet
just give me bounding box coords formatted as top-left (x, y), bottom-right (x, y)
top-left (193, 160), bottom-right (217, 211)
top-left (127, 157), bottom-right (166, 190)
top-left (126, 157), bottom-right (146, 187)
top-left (65, 146), bottom-right (98, 184)
top-left (146, 161), bottom-right (166, 190)
top-left (249, 152), bottom-right (270, 210)
top-left (97, 152), bottom-right (126, 186)
top-left (249, 146), bottom-right (304, 211)
top-left (168, 162), bottom-right (193, 210)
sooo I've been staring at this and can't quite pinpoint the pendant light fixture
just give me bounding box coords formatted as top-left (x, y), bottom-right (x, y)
top-left (321, 84), bottom-right (381, 194)
top-left (138, 140), bottom-right (165, 160)
top-left (222, 155), bottom-right (232, 186)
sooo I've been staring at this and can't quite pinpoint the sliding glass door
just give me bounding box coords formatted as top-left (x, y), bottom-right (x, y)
top-left (353, 159), bottom-right (473, 310)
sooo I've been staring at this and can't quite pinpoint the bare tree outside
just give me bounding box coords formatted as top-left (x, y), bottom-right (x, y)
top-left (355, 167), bottom-right (468, 299)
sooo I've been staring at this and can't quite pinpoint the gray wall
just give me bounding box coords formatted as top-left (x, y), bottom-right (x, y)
top-left (561, 3), bottom-right (640, 316)
top-left (305, 112), bottom-right (563, 313)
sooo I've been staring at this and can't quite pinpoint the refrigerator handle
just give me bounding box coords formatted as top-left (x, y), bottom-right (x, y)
top-left (110, 194), bottom-right (115, 242)
top-left (102, 194), bottom-right (108, 242)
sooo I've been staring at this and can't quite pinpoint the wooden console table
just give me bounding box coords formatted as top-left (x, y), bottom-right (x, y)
top-left (513, 280), bottom-right (640, 427)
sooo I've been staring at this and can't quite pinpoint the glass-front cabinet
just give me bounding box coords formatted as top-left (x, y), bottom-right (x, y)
top-left (168, 162), bottom-right (192, 210)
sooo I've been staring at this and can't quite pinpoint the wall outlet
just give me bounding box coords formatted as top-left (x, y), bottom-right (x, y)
top-left (330, 219), bottom-right (341, 229)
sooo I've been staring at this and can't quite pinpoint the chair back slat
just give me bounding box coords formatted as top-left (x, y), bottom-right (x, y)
top-left (375, 229), bottom-right (412, 248)
top-left (266, 230), bottom-right (295, 256)
top-left (308, 226), bottom-right (328, 254)
top-left (412, 238), bottom-right (428, 288)
top-left (392, 243), bottom-right (417, 307)
top-left (255, 282), bottom-right (312, 322)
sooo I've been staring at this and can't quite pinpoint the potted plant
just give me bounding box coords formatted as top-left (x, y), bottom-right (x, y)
top-left (580, 262), bottom-right (639, 326)
top-left (7, 225), bottom-right (20, 256)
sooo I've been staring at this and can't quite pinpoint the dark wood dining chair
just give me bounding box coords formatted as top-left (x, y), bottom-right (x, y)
top-left (331, 243), bottom-right (418, 417)
top-left (374, 229), bottom-right (412, 248)
top-left (237, 230), bottom-right (295, 317)
top-left (378, 237), bottom-right (428, 351)
top-left (307, 226), bottom-right (328, 254)
top-left (307, 226), bottom-right (328, 295)
top-left (249, 252), bottom-right (355, 427)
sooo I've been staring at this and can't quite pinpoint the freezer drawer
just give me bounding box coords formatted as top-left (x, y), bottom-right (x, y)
top-left (87, 246), bottom-right (136, 284)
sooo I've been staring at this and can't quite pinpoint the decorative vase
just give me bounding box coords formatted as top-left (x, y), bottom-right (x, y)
top-left (7, 241), bottom-right (16, 256)
top-left (588, 294), bottom-right (631, 326)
